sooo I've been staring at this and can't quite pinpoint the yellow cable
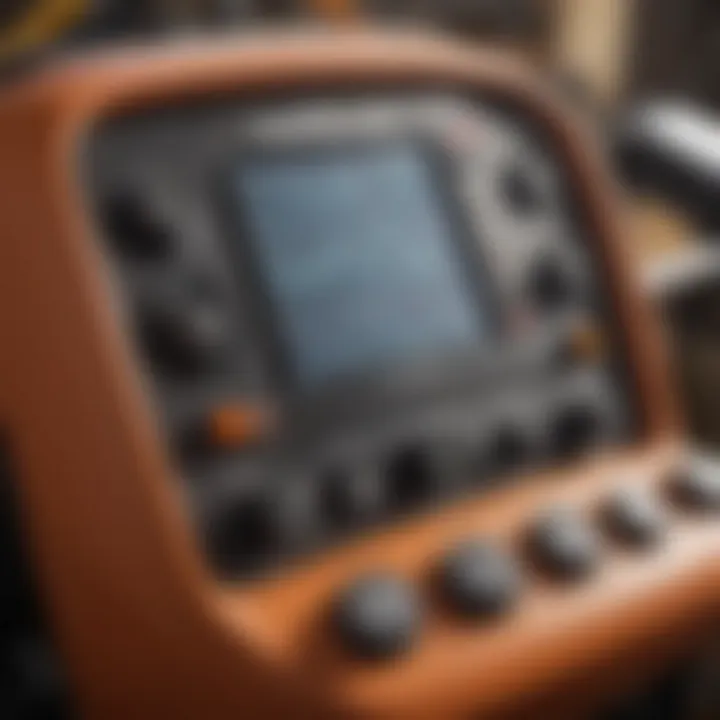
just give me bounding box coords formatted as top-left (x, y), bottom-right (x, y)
top-left (0, 0), bottom-right (89, 62)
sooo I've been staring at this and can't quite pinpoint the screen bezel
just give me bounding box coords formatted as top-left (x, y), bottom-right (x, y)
top-left (220, 133), bottom-right (505, 428)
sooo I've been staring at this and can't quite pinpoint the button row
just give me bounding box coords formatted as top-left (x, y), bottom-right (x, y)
top-left (207, 408), bottom-right (607, 577)
top-left (332, 466), bottom-right (720, 661)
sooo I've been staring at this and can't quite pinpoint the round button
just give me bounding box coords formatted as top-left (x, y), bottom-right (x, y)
top-left (207, 494), bottom-right (275, 577)
top-left (668, 465), bottom-right (720, 511)
top-left (482, 424), bottom-right (530, 477)
top-left (103, 193), bottom-right (172, 261)
top-left (528, 256), bottom-right (574, 311)
top-left (142, 299), bottom-right (230, 374)
top-left (500, 163), bottom-right (544, 216)
top-left (437, 540), bottom-right (520, 619)
top-left (601, 489), bottom-right (666, 547)
top-left (386, 441), bottom-right (465, 511)
top-left (208, 484), bottom-right (318, 577)
top-left (527, 509), bottom-right (600, 580)
top-left (550, 403), bottom-right (602, 460)
top-left (323, 466), bottom-right (385, 528)
top-left (334, 574), bottom-right (422, 660)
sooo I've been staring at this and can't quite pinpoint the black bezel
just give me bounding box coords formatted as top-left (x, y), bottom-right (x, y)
top-left (219, 132), bottom-right (506, 435)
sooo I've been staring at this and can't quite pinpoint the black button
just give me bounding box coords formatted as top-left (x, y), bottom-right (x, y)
top-left (527, 509), bottom-right (600, 580)
top-left (601, 489), bottom-right (666, 547)
top-left (207, 485), bottom-right (318, 577)
top-left (141, 299), bottom-right (229, 375)
top-left (102, 194), bottom-right (172, 261)
top-left (386, 441), bottom-right (465, 511)
top-left (207, 494), bottom-right (275, 577)
top-left (334, 574), bottom-right (422, 660)
top-left (482, 424), bottom-right (530, 477)
top-left (528, 256), bottom-right (574, 311)
top-left (437, 540), bottom-right (520, 619)
top-left (550, 403), bottom-right (602, 460)
top-left (501, 163), bottom-right (543, 216)
top-left (323, 466), bottom-right (385, 528)
top-left (668, 465), bottom-right (720, 511)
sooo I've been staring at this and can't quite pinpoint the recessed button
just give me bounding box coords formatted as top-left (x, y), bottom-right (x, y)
top-left (601, 489), bottom-right (666, 547)
top-left (334, 574), bottom-right (422, 660)
top-left (501, 163), bottom-right (543, 216)
top-left (437, 540), bottom-right (520, 619)
top-left (550, 403), bottom-right (602, 460)
top-left (527, 509), bottom-right (600, 580)
top-left (207, 493), bottom-right (275, 577)
top-left (208, 484), bottom-right (318, 578)
top-left (528, 256), bottom-right (574, 311)
top-left (387, 441), bottom-right (465, 511)
top-left (103, 194), bottom-right (172, 261)
top-left (141, 299), bottom-right (230, 374)
top-left (668, 464), bottom-right (720, 511)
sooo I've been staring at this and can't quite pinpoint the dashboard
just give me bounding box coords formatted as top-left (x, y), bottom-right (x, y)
top-left (0, 31), bottom-right (717, 719)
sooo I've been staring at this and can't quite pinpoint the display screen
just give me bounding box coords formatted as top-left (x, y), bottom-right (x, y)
top-left (234, 145), bottom-right (488, 388)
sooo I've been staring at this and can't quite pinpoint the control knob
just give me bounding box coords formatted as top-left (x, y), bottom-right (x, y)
top-left (333, 574), bottom-right (422, 660)
top-left (141, 296), bottom-right (230, 375)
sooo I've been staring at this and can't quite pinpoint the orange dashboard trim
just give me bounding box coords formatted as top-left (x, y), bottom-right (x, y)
top-left (0, 30), bottom-right (711, 719)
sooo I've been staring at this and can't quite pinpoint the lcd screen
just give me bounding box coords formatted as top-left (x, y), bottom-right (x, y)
top-left (233, 144), bottom-right (488, 388)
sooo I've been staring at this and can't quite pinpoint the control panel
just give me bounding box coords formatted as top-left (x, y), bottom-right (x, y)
top-left (89, 91), bottom-right (637, 581)
top-left (0, 33), bottom-right (715, 719)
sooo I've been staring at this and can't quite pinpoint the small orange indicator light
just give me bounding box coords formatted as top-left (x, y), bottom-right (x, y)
top-left (207, 404), bottom-right (274, 449)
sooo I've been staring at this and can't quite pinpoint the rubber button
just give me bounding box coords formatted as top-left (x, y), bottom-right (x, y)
top-left (668, 464), bottom-right (720, 512)
top-left (601, 489), bottom-right (666, 547)
top-left (527, 509), bottom-right (600, 580)
top-left (438, 540), bottom-right (520, 619)
top-left (334, 574), bottom-right (422, 660)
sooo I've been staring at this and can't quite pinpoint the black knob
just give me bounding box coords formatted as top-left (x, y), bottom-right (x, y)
top-left (527, 509), bottom-right (600, 580)
top-left (142, 299), bottom-right (229, 374)
top-left (501, 163), bottom-right (543, 216)
top-left (528, 256), bottom-right (574, 311)
top-left (482, 424), bottom-right (531, 477)
top-left (437, 540), bottom-right (521, 619)
top-left (601, 489), bottom-right (666, 547)
top-left (668, 464), bottom-right (720, 511)
top-left (550, 403), bottom-right (602, 460)
top-left (323, 466), bottom-right (385, 528)
top-left (386, 441), bottom-right (465, 511)
top-left (207, 493), bottom-right (275, 577)
top-left (102, 194), bottom-right (173, 261)
top-left (333, 574), bottom-right (422, 660)
top-left (208, 485), bottom-right (318, 578)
